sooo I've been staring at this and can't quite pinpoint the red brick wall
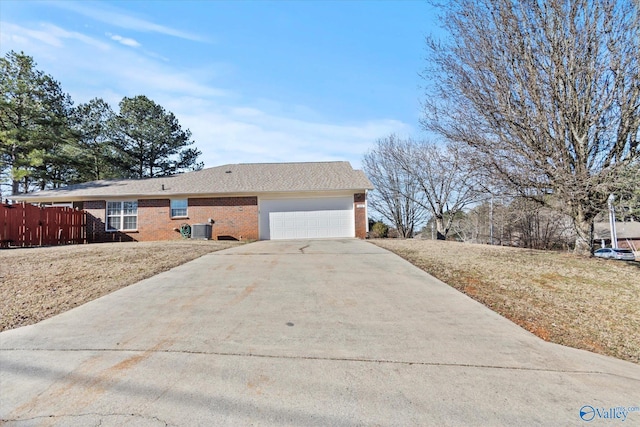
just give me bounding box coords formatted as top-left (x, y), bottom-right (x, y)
top-left (187, 197), bottom-right (258, 241)
top-left (84, 194), bottom-right (366, 242)
top-left (84, 197), bottom-right (258, 242)
top-left (137, 199), bottom-right (174, 241)
top-left (354, 193), bottom-right (367, 239)
top-left (85, 200), bottom-right (136, 243)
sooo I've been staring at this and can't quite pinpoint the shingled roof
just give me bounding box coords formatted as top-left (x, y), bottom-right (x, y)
top-left (10, 161), bottom-right (373, 202)
top-left (594, 221), bottom-right (640, 239)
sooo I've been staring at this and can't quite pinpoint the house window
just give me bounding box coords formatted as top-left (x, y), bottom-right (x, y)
top-left (106, 201), bottom-right (138, 231)
top-left (171, 199), bottom-right (188, 217)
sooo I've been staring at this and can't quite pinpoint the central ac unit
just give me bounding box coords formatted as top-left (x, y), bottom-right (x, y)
top-left (191, 223), bottom-right (212, 240)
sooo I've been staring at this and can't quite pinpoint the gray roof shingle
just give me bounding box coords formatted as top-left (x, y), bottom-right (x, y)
top-left (10, 161), bottom-right (373, 202)
top-left (594, 221), bottom-right (640, 239)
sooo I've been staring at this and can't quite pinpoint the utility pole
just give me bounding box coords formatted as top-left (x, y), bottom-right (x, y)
top-left (489, 194), bottom-right (494, 245)
top-left (608, 194), bottom-right (618, 249)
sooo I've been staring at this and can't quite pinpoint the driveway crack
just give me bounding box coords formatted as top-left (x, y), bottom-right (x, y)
top-left (3, 347), bottom-right (638, 381)
top-left (1, 412), bottom-right (170, 426)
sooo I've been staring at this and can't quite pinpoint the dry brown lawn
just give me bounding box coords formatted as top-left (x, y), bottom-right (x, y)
top-left (0, 240), bottom-right (242, 332)
top-left (371, 239), bottom-right (640, 364)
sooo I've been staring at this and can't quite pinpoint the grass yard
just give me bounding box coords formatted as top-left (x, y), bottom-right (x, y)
top-left (0, 240), bottom-right (242, 332)
top-left (371, 239), bottom-right (640, 364)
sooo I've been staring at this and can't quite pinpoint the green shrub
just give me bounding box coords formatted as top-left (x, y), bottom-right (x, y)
top-left (371, 221), bottom-right (389, 238)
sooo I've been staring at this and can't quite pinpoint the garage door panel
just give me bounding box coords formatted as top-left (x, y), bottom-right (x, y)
top-left (260, 197), bottom-right (354, 240)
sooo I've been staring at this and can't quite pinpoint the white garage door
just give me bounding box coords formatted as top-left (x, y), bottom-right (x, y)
top-left (259, 197), bottom-right (354, 240)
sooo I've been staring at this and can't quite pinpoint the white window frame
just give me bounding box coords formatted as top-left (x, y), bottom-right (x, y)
top-left (106, 200), bottom-right (138, 231)
top-left (170, 199), bottom-right (188, 218)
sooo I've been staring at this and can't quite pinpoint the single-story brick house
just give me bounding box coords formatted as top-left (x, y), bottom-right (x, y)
top-left (10, 161), bottom-right (373, 242)
top-left (594, 221), bottom-right (640, 252)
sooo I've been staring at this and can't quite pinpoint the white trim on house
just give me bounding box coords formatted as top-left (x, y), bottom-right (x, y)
top-left (48, 202), bottom-right (73, 208)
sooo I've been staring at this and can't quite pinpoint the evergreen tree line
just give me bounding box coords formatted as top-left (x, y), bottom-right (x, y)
top-left (1, 51), bottom-right (203, 198)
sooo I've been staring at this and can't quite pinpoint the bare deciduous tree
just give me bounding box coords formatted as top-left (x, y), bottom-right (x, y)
top-left (364, 135), bottom-right (479, 240)
top-left (505, 198), bottom-right (574, 250)
top-left (363, 135), bottom-right (427, 238)
top-left (398, 139), bottom-right (480, 239)
top-left (451, 197), bottom-right (574, 249)
top-left (422, 0), bottom-right (640, 253)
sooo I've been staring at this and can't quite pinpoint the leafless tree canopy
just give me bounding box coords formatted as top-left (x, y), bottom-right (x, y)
top-left (454, 198), bottom-right (574, 249)
top-left (422, 0), bottom-right (640, 252)
top-left (362, 135), bottom-right (427, 238)
top-left (397, 139), bottom-right (480, 239)
top-left (363, 135), bottom-right (479, 239)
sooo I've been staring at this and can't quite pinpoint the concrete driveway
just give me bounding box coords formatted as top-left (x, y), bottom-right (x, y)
top-left (1, 239), bottom-right (639, 426)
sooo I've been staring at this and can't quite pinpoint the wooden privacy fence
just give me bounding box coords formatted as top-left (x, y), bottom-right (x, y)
top-left (0, 202), bottom-right (86, 248)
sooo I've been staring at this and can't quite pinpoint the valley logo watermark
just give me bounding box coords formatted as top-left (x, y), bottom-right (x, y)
top-left (580, 405), bottom-right (640, 422)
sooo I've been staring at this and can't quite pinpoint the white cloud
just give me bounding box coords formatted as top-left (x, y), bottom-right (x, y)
top-left (1, 22), bottom-right (227, 100)
top-left (0, 21), bottom-right (110, 51)
top-left (51, 1), bottom-right (206, 42)
top-left (41, 24), bottom-right (111, 50)
top-left (1, 21), bottom-right (61, 47)
top-left (110, 60), bottom-right (231, 98)
top-left (166, 98), bottom-right (413, 169)
top-left (107, 33), bottom-right (141, 48)
top-left (1, 21), bottom-right (412, 170)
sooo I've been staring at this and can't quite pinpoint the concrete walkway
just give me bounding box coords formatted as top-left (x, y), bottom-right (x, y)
top-left (1, 239), bottom-right (639, 426)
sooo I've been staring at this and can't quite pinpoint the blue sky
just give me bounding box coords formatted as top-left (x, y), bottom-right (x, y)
top-left (0, 0), bottom-right (441, 169)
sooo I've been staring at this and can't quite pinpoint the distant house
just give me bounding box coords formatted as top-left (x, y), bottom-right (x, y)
top-left (10, 161), bottom-right (373, 242)
top-left (594, 221), bottom-right (640, 251)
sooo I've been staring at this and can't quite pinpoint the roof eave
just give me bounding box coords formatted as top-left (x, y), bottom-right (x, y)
top-left (9, 187), bottom-right (373, 204)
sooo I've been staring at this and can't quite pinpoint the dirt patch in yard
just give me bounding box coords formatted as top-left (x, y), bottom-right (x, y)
top-left (0, 240), bottom-right (242, 332)
top-left (371, 239), bottom-right (640, 364)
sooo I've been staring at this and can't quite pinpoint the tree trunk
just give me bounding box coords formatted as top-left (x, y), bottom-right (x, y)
top-left (574, 209), bottom-right (594, 255)
top-left (435, 216), bottom-right (447, 240)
